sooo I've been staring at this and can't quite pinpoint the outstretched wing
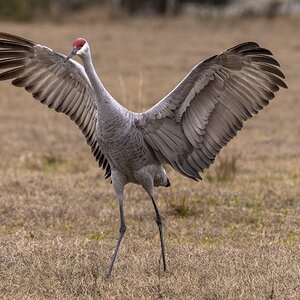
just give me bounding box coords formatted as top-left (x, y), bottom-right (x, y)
top-left (137, 42), bottom-right (287, 180)
top-left (0, 32), bottom-right (111, 178)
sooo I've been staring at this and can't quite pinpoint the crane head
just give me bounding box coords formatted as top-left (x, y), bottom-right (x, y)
top-left (64, 38), bottom-right (88, 62)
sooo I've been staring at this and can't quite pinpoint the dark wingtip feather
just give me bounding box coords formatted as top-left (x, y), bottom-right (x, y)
top-left (242, 48), bottom-right (273, 56)
top-left (0, 58), bottom-right (27, 69)
top-left (256, 63), bottom-right (286, 79)
top-left (0, 50), bottom-right (28, 59)
top-left (229, 42), bottom-right (260, 53)
top-left (105, 168), bottom-right (111, 179)
top-left (249, 55), bottom-right (280, 67)
top-left (0, 66), bottom-right (25, 81)
top-left (0, 40), bottom-right (33, 51)
top-left (238, 44), bottom-right (287, 88)
top-left (280, 80), bottom-right (288, 89)
top-left (268, 73), bottom-right (287, 89)
top-left (0, 32), bottom-right (35, 46)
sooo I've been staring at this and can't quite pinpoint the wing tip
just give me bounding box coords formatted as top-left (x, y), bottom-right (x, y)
top-left (0, 32), bottom-right (35, 46)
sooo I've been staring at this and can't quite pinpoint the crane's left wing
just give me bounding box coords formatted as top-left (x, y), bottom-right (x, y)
top-left (137, 42), bottom-right (287, 180)
top-left (0, 32), bottom-right (111, 178)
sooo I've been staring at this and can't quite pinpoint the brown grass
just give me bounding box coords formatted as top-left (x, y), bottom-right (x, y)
top-left (0, 14), bottom-right (300, 299)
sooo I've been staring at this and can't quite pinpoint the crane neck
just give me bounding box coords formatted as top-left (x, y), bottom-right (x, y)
top-left (81, 52), bottom-right (117, 108)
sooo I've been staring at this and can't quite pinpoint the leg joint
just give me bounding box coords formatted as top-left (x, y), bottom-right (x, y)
top-left (156, 216), bottom-right (162, 226)
top-left (119, 224), bottom-right (126, 235)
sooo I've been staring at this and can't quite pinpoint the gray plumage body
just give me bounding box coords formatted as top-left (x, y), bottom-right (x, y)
top-left (96, 106), bottom-right (167, 187)
top-left (82, 51), bottom-right (169, 188)
top-left (0, 32), bottom-right (287, 277)
top-left (80, 51), bottom-right (168, 188)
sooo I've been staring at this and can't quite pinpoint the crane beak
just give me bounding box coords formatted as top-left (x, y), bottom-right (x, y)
top-left (64, 47), bottom-right (77, 63)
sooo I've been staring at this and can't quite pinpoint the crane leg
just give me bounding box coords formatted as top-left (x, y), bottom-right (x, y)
top-left (150, 196), bottom-right (167, 272)
top-left (106, 181), bottom-right (126, 279)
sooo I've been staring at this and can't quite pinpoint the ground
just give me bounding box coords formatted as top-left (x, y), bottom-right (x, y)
top-left (0, 13), bottom-right (299, 299)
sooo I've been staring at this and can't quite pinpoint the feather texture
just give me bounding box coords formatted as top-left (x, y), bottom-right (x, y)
top-left (0, 32), bottom-right (111, 178)
top-left (137, 42), bottom-right (287, 180)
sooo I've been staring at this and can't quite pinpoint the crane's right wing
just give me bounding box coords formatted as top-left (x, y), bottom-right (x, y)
top-left (0, 32), bottom-right (111, 178)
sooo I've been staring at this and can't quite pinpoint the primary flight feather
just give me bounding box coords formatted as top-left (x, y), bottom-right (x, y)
top-left (0, 32), bottom-right (287, 277)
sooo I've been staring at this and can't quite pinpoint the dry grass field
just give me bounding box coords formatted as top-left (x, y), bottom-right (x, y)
top-left (0, 13), bottom-right (299, 299)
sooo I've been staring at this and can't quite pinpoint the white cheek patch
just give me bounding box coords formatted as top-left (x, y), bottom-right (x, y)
top-left (77, 43), bottom-right (88, 55)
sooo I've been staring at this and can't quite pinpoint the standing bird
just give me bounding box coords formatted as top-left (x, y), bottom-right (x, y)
top-left (0, 33), bottom-right (286, 278)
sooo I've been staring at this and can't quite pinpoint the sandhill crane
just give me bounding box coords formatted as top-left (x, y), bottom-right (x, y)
top-left (0, 32), bottom-right (286, 278)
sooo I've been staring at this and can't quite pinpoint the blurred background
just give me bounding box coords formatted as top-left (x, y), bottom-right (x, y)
top-left (1, 0), bottom-right (300, 21)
